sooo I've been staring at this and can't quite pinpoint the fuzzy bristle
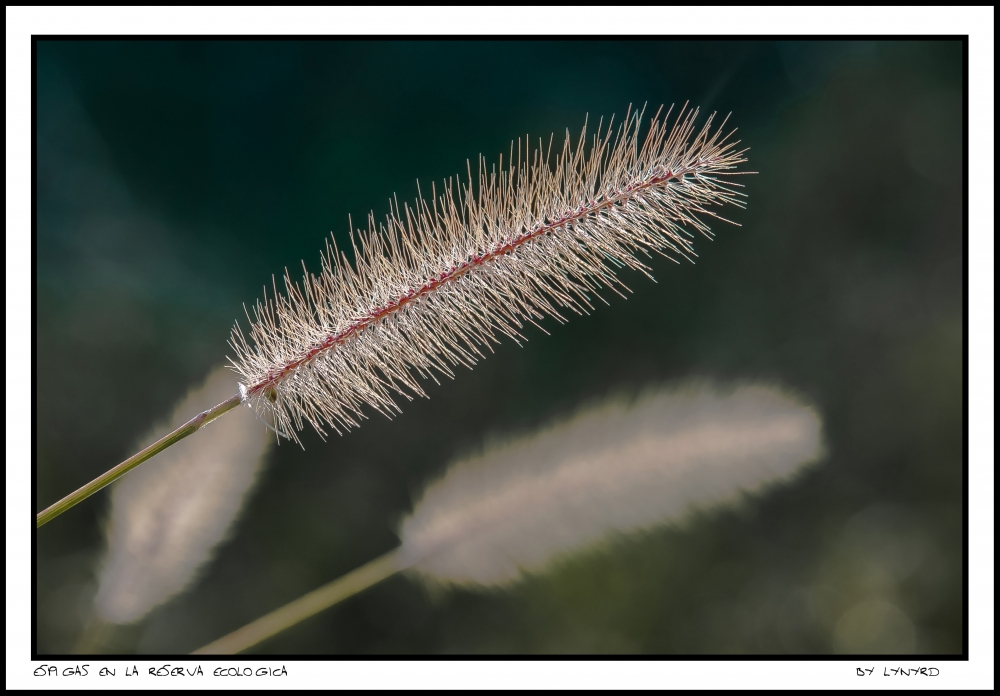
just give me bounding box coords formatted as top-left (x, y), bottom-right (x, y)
top-left (228, 105), bottom-right (750, 442)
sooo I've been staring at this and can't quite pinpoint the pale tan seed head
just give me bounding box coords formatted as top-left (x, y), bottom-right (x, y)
top-left (228, 105), bottom-right (750, 443)
top-left (399, 381), bottom-right (823, 587)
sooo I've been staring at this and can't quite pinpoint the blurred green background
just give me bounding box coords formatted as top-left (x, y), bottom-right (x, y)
top-left (35, 39), bottom-right (963, 655)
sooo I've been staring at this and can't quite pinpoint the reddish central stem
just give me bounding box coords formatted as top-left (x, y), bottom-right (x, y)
top-left (247, 167), bottom-right (688, 396)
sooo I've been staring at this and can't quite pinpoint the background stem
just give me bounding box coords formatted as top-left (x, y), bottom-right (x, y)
top-left (193, 549), bottom-right (405, 655)
top-left (35, 393), bottom-right (243, 528)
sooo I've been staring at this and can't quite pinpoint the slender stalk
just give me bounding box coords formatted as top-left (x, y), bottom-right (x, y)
top-left (193, 549), bottom-right (405, 655)
top-left (35, 393), bottom-right (243, 528)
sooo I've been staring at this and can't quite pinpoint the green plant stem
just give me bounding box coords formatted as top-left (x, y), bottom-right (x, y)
top-left (193, 549), bottom-right (405, 655)
top-left (35, 393), bottom-right (243, 528)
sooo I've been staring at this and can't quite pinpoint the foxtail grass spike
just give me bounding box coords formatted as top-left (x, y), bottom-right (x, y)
top-left (195, 382), bottom-right (821, 654)
top-left (230, 104), bottom-right (749, 443)
top-left (37, 104), bottom-right (749, 526)
top-left (94, 366), bottom-right (273, 627)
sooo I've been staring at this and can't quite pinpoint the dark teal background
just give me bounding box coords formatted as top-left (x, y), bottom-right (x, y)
top-left (36, 40), bottom-right (963, 654)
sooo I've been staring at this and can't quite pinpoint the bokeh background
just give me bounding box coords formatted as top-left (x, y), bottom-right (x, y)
top-left (35, 39), bottom-right (964, 655)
